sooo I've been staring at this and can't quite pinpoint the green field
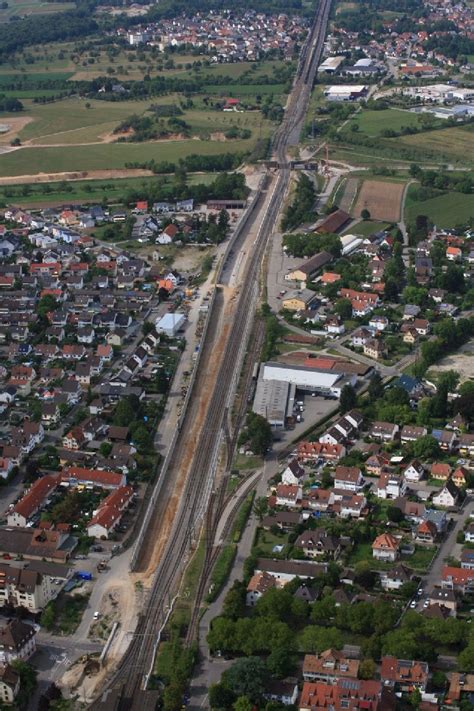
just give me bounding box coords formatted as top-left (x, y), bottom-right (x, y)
top-left (399, 125), bottom-right (474, 164)
top-left (0, 138), bottom-right (256, 176)
top-left (350, 108), bottom-right (422, 137)
top-left (404, 183), bottom-right (474, 228)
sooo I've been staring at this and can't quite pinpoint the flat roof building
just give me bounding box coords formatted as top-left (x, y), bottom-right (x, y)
top-left (252, 375), bottom-right (295, 428)
top-left (262, 361), bottom-right (356, 397)
top-left (155, 312), bottom-right (186, 338)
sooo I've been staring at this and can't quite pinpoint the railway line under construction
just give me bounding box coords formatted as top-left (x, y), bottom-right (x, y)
top-left (93, 1), bottom-right (333, 708)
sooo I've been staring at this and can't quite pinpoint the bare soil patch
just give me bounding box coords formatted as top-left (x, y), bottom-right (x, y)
top-left (429, 338), bottom-right (474, 385)
top-left (0, 116), bottom-right (33, 144)
top-left (353, 179), bottom-right (405, 221)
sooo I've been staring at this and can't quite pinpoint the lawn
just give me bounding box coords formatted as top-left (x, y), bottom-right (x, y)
top-left (351, 108), bottom-right (422, 137)
top-left (344, 220), bottom-right (390, 237)
top-left (167, 540), bottom-right (206, 631)
top-left (0, 138), bottom-right (255, 177)
top-left (233, 453), bottom-right (263, 471)
top-left (254, 528), bottom-right (289, 557)
top-left (402, 546), bottom-right (436, 572)
top-left (404, 183), bottom-right (474, 228)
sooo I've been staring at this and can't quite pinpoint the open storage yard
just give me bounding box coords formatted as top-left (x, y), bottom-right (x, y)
top-left (353, 179), bottom-right (405, 222)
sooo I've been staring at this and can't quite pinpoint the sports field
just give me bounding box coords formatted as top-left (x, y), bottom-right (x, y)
top-left (353, 179), bottom-right (405, 222)
top-left (404, 184), bottom-right (474, 228)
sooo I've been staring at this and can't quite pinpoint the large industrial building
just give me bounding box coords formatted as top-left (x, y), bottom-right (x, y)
top-left (252, 376), bottom-right (295, 428)
top-left (262, 362), bottom-right (357, 397)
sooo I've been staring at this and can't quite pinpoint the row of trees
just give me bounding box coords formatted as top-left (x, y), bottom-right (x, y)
top-left (282, 231), bottom-right (342, 259)
top-left (281, 173), bottom-right (317, 231)
top-left (124, 151), bottom-right (243, 175)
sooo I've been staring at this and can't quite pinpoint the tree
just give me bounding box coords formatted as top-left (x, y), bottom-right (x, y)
top-left (382, 629), bottom-right (420, 659)
top-left (361, 209), bottom-right (371, 220)
top-left (458, 643), bottom-right (474, 672)
top-left (266, 647), bottom-right (294, 678)
top-left (358, 659), bottom-right (376, 680)
top-left (143, 321), bottom-right (155, 336)
top-left (253, 496), bottom-right (268, 521)
top-left (340, 384), bottom-right (357, 414)
top-left (255, 588), bottom-right (293, 621)
top-left (241, 413), bottom-right (272, 456)
top-left (335, 298), bottom-right (352, 321)
top-left (222, 658), bottom-right (267, 701)
top-left (387, 506), bottom-right (403, 523)
top-left (368, 372), bottom-right (384, 401)
top-left (233, 697), bottom-right (253, 711)
top-left (222, 581), bottom-right (246, 620)
top-left (412, 435), bottom-right (440, 460)
top-left (99, 442), bottom-right (112, 457)
top-left (11, 660), bottom-right (37, 708)
top-left (209, 683), bottom-right (236, 709)
top-left (300, 625), bottom-right (342, 654)
top-left (431, 671), bottom-right (448, 690)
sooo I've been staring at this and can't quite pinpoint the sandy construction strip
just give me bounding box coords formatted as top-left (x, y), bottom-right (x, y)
top-left (353, 179), bottom-right (405, 222)
top-left (0, 168), bottom-right (155, 186)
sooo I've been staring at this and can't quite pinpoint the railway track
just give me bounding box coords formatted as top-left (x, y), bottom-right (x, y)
top-left (94, 2), bottom-right (332, 707)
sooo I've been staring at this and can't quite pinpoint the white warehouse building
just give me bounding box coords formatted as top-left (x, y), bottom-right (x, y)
top-left (262, 362), bottom-right (356, 397)
top-left (155, 312), bottom-right (186, 338)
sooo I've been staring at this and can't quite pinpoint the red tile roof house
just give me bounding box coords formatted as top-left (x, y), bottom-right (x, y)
top-left (299, 678), bottom-right (395, 711)
top-left (430, 462), bottom-right (452, 481)
top-left (442, 566), bottom-right (474, 595)
top-left (7, 474), bottom-right (59, 527)
top-left (415, 519), bottom-right (438, 545)
top-left (60, 467), bottom-right (126, 490)
top-left (372, 533), bottom-right (400, 562)
top-left (297, 441), bottom-right (346, 462)
top-left (380, 656), bottom-right (429, 692)
top-left (86, 485), bottom-right (134, 539)
top-left (303, 649), bottom-right (360, 682)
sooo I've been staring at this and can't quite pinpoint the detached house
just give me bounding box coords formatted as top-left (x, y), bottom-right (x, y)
top-left (275, 484), bottom-right (302, 508)
top-left (375, 472), bottom-right (407, 500)
top-left (431, 462), bottom-right (452, 481)
top-left (333, 466), bottom-right (364, 492)
top-left (303, 649), bottom-right (359, 683)
top-left (400, 425), bottom-right (427, 444)
top-left (432, 480), bottom-right (460, 508)
top-left (295, 530), bottom-right (341, 560)
top-left (415, 520), bottom-right (438, 545)
top-left (380, 564), bottom-right (412, 591)
top-left (282, 459), bottom-right (306, 486)
top-left (403, 460), bottom-right (425, 483)
top-left (380, 656), bottom-right (429, 693)
top-left (372, 533), bottom-right (400, 562)
top-left (369, 421), bottom-right (399, 442)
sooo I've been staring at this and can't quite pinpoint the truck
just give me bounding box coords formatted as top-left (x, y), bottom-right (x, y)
top-left (76, 570), bottom-right (93, 581)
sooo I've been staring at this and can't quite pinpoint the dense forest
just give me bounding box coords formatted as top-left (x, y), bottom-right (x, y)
top-left (0, 5), bottom-right (98, 58)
